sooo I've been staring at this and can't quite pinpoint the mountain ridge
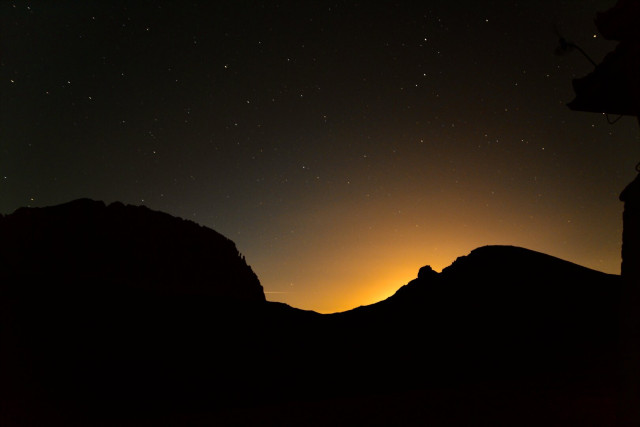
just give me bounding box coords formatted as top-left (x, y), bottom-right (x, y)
top-left (0, 198), bottom-right (265, 301)
top-left (337, 244), bottom-right (618, 317)
top-left (0, 199), bottom-right (623, 426)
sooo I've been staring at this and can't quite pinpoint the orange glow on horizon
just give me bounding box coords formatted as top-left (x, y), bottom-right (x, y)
top-left (248, 191), bottom-right (623, 314)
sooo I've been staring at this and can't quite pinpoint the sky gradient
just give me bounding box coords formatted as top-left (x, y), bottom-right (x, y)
top-left (2, 1), bottom-right (639, 313)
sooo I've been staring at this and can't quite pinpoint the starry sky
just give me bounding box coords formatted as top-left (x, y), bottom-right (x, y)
top-left (2, 1), bottom-right (639, 313)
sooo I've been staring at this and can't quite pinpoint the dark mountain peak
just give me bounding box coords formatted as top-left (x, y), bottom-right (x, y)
top-left (345, 244), bottom-right (619, 319)
top-left (441, 244), bottom-right (613, 282)
top-left (0, 198), bottom-right (265, 301)
top-left (21, 197), bottom-right (106, 211)
top-left (444, 245), bottom-right (548, 270)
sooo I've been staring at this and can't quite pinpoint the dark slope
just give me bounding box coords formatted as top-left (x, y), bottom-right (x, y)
top-left (0, 201), bottom-right (623, 426)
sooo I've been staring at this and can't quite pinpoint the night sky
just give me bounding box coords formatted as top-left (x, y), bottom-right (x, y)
top-left (2, 1), bottom-right (639, 313)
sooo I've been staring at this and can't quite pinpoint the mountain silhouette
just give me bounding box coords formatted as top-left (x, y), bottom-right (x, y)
top-left (0, 200), bottom-right (623, 426)
top-left (0, 198), bottom-right (265, 301)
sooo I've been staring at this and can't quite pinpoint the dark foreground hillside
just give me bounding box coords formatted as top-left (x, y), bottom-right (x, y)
top-left (0, 200), bottom-right (625, 426)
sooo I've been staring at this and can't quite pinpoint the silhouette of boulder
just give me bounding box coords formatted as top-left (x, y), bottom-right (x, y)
top-left (417, 264), bottom-right (438, 280)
